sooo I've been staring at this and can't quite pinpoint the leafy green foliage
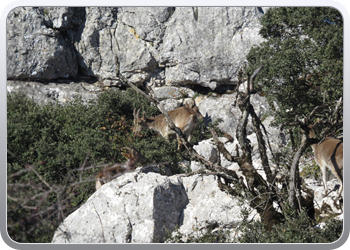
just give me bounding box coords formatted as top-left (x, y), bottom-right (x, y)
top-left (167, 227), bottom-right (232, 243)
top-left (166, 208), bottom-right (342, 243)
top-left (300, 153), bottom-right (322, 180)
top-left (247, 7), bottom-right (343, 126)
top-left (237, 208), bottom-right (342, 243)
top-left (8, 88), bottom-right (220, 243)
top-left (166, 218), bottom-right (233, 243)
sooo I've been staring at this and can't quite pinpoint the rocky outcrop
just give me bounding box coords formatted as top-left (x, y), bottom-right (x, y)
top-left (7, 7), bottom-right (81, 80)
top-left (6, 6), bottom-right (270, 126)
top-left (7, 7), bottom-right (266, 89)
top-left (51, 162), bottom-right (342, 243)
top-left (7, 7), bottom-right (343, 243)
top-left (7, 80), bottom-right (101, 105)
top-left (52, 171), bottom-right (189, 243)
top-left (51, 168), bottom-right (257, 243)
top-left (159, 7), bottom-right (266, 89)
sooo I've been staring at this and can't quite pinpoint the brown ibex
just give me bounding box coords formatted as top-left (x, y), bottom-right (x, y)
top-left (95, 147), bottom-right (146, 190)
top-left (308, 124), bottom-right (343, 197)
top-left (133, 103), bottom-right (200, 150)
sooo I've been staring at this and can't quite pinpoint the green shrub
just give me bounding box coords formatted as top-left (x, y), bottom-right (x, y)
top-left (7, 88), bottom-right (220, 243)
top-left (167, 228), bottom-right (232, 243)
top-left (166, 208), bottom-right (342, 243)
top-left (237, 208), bottom-right (343, 243)
top-left (300, 157), bottom-right (322, 180)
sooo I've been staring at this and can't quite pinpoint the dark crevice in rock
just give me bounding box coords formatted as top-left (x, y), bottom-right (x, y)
top-left (173, 83), bottom-right (238, 96)
top-left (7, 75), bottom-right (99, 84)
top-left (192, 7), bottom-right (198, 21)
top-left (257, 7), bottom-right (264, 14)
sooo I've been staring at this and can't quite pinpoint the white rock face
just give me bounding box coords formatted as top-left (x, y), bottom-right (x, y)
top-left (52, 172), bottom-right (189, 243)
top-left (174, 174), bottom-right (258, 241)
top-left (191, 139), bottom-right (219, 171)
top-left (7, 7), bottom-right (267, 89)
top-left (51, 168), bottom-right (259, 243)
top-left (304, 178), bottom-right (343, 216)
top-left (51, 154), bottom-right (343, 244)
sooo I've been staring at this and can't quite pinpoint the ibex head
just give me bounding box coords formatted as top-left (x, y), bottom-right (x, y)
top-left (121, 146), bottom-right (146, 166)
top-left (95, 146), bottom-right (146, 190)
top-left (307, 119), bottom-right (321, 139)
top-left (133, 108), bottom-right (149, 133)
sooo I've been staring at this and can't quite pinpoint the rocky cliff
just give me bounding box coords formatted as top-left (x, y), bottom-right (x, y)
top-left (6, 7), bottom-right (343, 244)
top-left (7, 6), bottom-right (270, 131)
top-left (7, 7), bottom-right (267, 90)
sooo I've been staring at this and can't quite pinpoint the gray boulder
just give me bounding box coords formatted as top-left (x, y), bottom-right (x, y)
top-left (170, 173), bottom-right (258, 241)
top-left (7, 7), bottom-right (267, 89)
top-left (51, 169), bottom-right (259, 243)
top-left (51, 160), bottom-right (343, 243)
top-left (7, 80), bottom-right (101, 105)
top-left (159, 7), bottom-right (266, 89)
top-left (7, 7), bottom-right (79, 80)
top-left (52, 171), bottom-right (189, 243)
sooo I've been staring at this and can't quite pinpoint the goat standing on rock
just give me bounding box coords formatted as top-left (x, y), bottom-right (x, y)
top-left (133, 104), bottom-right (200, 150)
top-left (95, 147), bottom-right (146, 190)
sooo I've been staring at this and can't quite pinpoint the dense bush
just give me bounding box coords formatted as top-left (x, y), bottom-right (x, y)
top-left (166, 209), bottom-right (342, 243)
top-left (7, 88), bottom-right (216, 243)
top-left (167, 228), bottom-right (232, 243)
top-left (237, 209), bottom-right (343, 243)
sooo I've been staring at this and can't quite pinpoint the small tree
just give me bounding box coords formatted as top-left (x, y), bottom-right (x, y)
top-left (246, 7), bottom-right (343, 211)
top-left (247, 7), bottom-right (343, 126)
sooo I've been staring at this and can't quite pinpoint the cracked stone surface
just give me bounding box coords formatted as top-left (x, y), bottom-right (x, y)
top-left (51, 171), bottom-right (189, 243)
top-left (51, 168), bottom-right (260, 243)
top-left (7, 7), bottom-right (266, 89)
top-left (51, 163), bottom-right (343, 243)
top-left (7, 80), bottom-right (102, 105)
top-left (159, 7), bottom-right (266, 89)
top-left (6, 7), bottom-right (80, 80)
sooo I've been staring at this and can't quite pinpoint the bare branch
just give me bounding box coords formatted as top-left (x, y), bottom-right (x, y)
top-left (249, 65), bottom-right (264, 93)
top-left (288, 135), bottom-right (308, 211)
top-left (251, 65), bottom-right (264, 81)
top-left (30, 166), bottom-right (53, 191)
top-left (249, 104), bottom-right (275, 183)
top-left (209, 127), bottom-right (239, 163)
top-left (122, 77), bottom-right (160, 105)
top-left (79, 153), bottom-right (90, 183)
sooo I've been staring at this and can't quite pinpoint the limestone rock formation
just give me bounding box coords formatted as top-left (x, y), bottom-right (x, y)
top-left (7, 7), bottom-right (266, 89)
top-left (52, 171), bottom-right (189, 243)
top-left (51, 168), bottom-right (257, 243)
